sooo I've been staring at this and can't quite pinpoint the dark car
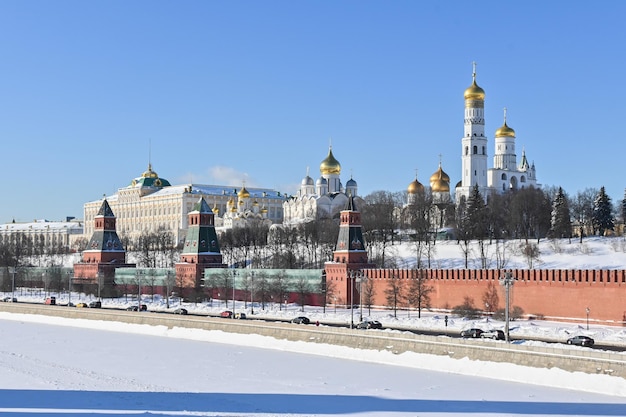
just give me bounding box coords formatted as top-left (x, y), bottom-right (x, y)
top-left (567, 335), bottom-right (594, 347)
top-left (481, 329), bottom-right (505, 340)
top-left (357, 320), bottom-right (383, 329)
top-left (89, 300), bottom-right (102, 308)
top-left (234, 312), bottom-right (247, 319)
top-left (126, 304), bottom-right (147, 311)
top-left (291, 316), bottom-right (310, 324)
top-left (460, 328), bottom-right (484, 338)
top-left (220, 310), bottom-right (233, 318)
top-left (173, 308), bottom-right (188, 315)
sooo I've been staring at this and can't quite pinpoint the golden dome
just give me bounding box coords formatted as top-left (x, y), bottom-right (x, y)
top-left (407, 179), bottom-right (424, 194)
top-left (432, 178), bottom-right (450, 192)
top-left (227, 197), bottom-right (235, 207)
top-left (142, 163), bottom-right (159, 178)
top-left (429, 165), bottom-right (450, 184)
top-left (495, 121), bottom-right (516, 137)
top-left (430, 163), bottom-right (450, 193)
top-left (238, 186), bottom-right (250, 199)
top-left (320, 147), bottom-right (341, 175)
top-left (212, 204), bottom-right (219, 215)
top-left (464, 64), bottom-right (485, 101)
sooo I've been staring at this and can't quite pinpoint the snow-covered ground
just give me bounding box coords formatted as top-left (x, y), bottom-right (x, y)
top-left (1, 312), bottom-right (626, 417)
top-left (2, 236), bottom-right (626, 416)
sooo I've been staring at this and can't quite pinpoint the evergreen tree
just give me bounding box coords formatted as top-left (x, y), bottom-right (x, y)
top-left (592, 186), bottom-right (614, 236)
top-left (550, 187), bottom-right (572, 238)
top-left (465, 185), bottom-right (488, 239)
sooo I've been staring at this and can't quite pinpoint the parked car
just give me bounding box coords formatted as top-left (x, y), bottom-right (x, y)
top-left (89, 300), bottom-right (102, 308)
top-left (356, 320), bottom-right (383, 329)
top-left (567, 335), bottom-right (594, 347)
top-left (460, 328), bottom-right (484, 338)
top-left (481, 329), bottom-right (505, 340)
top-left (126, 304), bottom-right (147, 311)
top-left (291, 316), bottom-right (310, 324)
top-left (173, 308), bottom-right (188, 315)
top-left (76, 302), bottom-right (89, 308)
top-left (3, 296), bottom-right (17, 302)
top-left (234, 312), bottom-right (247, 319)
top-left (44, 296), bottom-right (56, 305)
top-left (220, 310), bottom-right (233, 318)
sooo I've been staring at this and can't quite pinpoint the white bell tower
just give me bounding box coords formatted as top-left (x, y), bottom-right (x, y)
top-left (457, 62), bottom-right (489, 203)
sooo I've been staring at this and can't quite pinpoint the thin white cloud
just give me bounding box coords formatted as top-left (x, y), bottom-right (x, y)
top-left (175, 166), bottom-right (258, 187)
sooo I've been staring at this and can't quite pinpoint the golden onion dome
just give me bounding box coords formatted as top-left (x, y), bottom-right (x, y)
top-left (464, 79), bottom-right (485, 101)
top-left (238, 186), bottom-right (250, 199)
top-left (212, 204), bottom-right (219, 215)
top-left (432, 178), bottom-right (450, 193)
top-left (407, 179), bottom-right (424, 194)
top-left (261, 207), bottom-right (268, 214)
top-left (142, 163), bottom-right (159, 178)
top-left (320, 147), bottom-right (341, 175)
top-left (495, 121), bottom-right (516, 137)
top-left (429, 165), bottom-right (450, 184)
top-left (227, 197), bottom-right (235, 207)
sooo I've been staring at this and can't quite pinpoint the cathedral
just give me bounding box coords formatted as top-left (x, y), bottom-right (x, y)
top-left (283, 146), bottom-right (363, 225)
top-left (408, 64), bottom-right (539, 210)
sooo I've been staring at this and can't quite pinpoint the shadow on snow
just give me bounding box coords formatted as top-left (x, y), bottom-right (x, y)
top-left (0, 390), bottom-right (625, 416)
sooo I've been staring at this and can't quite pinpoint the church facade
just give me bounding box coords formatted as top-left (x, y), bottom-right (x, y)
top-left (283, 146), bottom-right (364, 225)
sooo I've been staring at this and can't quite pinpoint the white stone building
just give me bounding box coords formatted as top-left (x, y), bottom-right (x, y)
top-left (283, 147), bottom-right (363, 224)
top-left (455, 64), bottom-right (538, 204)
top-left (83, 164), bottom-right (284, 244)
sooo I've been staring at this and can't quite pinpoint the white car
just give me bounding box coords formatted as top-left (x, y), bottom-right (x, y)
top-left (481, 329), bottom-right (505, 340)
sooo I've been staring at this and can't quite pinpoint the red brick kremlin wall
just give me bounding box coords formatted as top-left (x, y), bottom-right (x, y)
top-left (362, 269), bottom-right (626, 324)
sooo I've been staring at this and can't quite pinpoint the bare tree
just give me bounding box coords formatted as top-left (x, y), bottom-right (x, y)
top-left (482, 281), bottom-right (500, 314)
top-left (384, 271), bottom-right (404, 318)
top-left (293, 275), bottom-right (312, 312)
top-left (405, 269), bottom-right (433, 318)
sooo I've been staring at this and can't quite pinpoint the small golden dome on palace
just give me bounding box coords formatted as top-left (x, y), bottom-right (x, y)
top-left (407, 179), bottom-right (424, 194)
top-left (142, 163), bottom-right (159, 178)
top-left (464, 79), bottom-right (485, 101)
top-left (320, 148), bottom-right (341, 175)
top-left (495, 121), bottom-right (516, 137)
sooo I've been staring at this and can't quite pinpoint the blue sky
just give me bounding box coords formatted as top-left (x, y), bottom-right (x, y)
top-left (1, 1), bottom-right (625, 222)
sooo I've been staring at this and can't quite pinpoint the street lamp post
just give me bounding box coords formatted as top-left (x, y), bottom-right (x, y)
top-left (349, 270), bottom-right (354, 329)
top-left (586, 307), bottom-right (590, 330)
top-left (250, 272), bottom-right (255, 315)
top-left (357, 272), bottom-right (365, 322)
top-left (9, 267), bottom-right (16, 301)
top-left (231, 269), bottom-right (237, 319)
top-left (136, 270), bottom-right (144, 311)
top-left (66, 270), bottom-right (73, 306)
top-left (499, 271), bottom-right (515, 343)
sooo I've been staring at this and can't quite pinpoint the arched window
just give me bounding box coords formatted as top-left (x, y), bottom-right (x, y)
top-left (473, 145), bottom-right (478, 154)
top-left (465, 146), bottom-right (469, 155)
